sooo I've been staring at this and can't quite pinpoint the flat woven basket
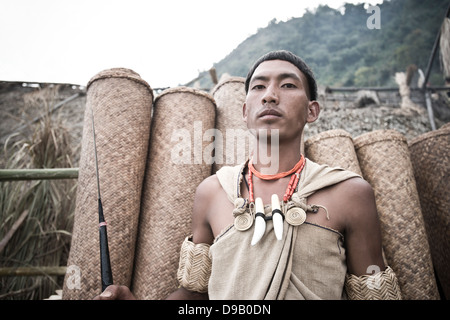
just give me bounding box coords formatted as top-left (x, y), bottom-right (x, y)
top-left (211, 77), bottom-right (249, 173)
top-left (62, 68), bottom-right (153, 299)
top-left (304, 129), bottom-right (362, 175)
top-left (409, 123), bottom-right (450, 299)
top-left (131, 87), bottom-right (216, 299)
top-left (354, 129), bottom-right (439, 300)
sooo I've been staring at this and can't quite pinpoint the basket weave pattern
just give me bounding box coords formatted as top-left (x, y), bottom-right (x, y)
top-left (345, 266), bottom-right (402, 300)
top-left (354, 130), bottom-right (439, 300)
top-left (131, 87), bottom-right (216, 299)
top-left (211, 77), bottom-right (249, 173)
top-left (305, 129), bottom-right (362, 175)
top-left (177, 236), bottom-right (211, 293)
top-left (409, 124), bottom-right (450, 299)
top-left (62, 68), bottom-right (153, 299)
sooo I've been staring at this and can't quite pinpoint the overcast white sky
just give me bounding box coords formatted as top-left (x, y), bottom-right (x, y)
top-left (0, 0), bottom-right (382, 88)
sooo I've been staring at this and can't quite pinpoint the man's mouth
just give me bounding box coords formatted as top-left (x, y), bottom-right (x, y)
top-left (258, 109), bottom-right (282, 119)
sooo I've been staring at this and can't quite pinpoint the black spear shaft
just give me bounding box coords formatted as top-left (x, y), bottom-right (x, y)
top-left (91, 108), bottom-right (113, 292)
top-left (98, 197), bottom-right (113, 291)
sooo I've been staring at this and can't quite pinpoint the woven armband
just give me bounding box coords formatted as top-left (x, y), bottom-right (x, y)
top-left (345, 266), bottom-right (402, 300)
top-left (177, 236), bottom-right (211, 293)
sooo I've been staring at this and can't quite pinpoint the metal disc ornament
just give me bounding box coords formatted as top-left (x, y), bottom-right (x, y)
top-left (234, 212), bottom-right (253, 231)
top-left (285, 207), bottom-right (306, 226)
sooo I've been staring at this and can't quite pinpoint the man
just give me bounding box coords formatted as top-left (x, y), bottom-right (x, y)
top-left (95, 50), bottom-right (401, 300)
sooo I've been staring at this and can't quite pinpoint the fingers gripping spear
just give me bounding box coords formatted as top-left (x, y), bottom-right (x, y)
top-left (91, 107), bottom-right (113, 292)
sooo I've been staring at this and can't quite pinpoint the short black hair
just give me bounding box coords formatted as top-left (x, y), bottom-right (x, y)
top-left (244, 50), bottom-right (318, 101)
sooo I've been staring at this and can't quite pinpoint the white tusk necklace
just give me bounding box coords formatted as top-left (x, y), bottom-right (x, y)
top-left (248, 155), bottom-right (306, 245)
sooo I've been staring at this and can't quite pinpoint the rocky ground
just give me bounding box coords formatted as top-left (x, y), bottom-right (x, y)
top-left (304, 89), bottom-right (446, 142)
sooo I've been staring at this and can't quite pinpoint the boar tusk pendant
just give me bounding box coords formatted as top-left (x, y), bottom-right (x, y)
top-left (271, 194), bottom-right (284, 240)
top-left (251, 197), bottom-right (266, 246)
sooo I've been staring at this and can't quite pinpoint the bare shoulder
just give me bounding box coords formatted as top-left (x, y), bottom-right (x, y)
top-left (192, 174), bottom-right (235, 244)
top-left (336, 176), bottom-right (374, 197)
top-left (335, 177), bottom-right (378, 227)
top-left (191, 175), bottom-right (220, 243)
top-left (194, 174), bottom-right (223, 200)
top-left (192, 173), bottom-right (236, 242)
top-left (307, 176), bottom-right (376, 228)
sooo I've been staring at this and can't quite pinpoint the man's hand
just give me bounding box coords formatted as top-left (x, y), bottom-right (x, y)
top-left (93, 285), bottom-right (136, 300)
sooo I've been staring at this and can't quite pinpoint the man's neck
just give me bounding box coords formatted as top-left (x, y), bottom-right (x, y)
top-left (251, 139), bottom-right (303, 175)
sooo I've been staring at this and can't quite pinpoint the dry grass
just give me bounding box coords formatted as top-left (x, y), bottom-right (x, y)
top-left (0, 89), bottom-right (77, 299)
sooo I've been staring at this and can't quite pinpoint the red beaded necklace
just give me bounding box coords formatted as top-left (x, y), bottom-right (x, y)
top-left (248, 155), bottom-right (305, 203)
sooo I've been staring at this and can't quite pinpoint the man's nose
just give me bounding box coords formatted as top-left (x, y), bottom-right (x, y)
top-left (262, 86), bottom-right (279, 105)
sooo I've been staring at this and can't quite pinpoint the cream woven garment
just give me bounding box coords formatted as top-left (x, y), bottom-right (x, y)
top-left (209, 159), bottom-right (360, 300)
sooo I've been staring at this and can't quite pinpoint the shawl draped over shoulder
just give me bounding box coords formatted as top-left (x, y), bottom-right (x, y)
top-left (209, 158), bottom-right (360, 300)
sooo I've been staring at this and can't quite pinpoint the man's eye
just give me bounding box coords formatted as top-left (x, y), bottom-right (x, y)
top-left (252, 84), bottom-right (265, 90)
top-left (282, 83), bottom-right (296, 88)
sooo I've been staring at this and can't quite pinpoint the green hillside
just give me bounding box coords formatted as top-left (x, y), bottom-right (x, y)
top-left (194, 0), bottom-right (449, 89)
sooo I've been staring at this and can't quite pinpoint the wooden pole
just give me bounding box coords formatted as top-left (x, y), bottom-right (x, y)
top-left (209, 67), bottom-right (218, 85)
top-left (422, 3), bottom-right (450, 90)
top-left (0, 168), bottom-right (79, 181)
top-left (0, 266), bottom-right (67, 277)
top-left (420, 3), bottom-right (450, 131)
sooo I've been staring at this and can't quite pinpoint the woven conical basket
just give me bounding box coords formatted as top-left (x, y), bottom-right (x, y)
top-left (409, 124), bottom-right (450, 299)
top-left (62, 68), bottom-right (153, 299)
top-left (131, 87), bottom-right (216, 299)
top-left (305, 129), bottom-right (362, 175)
top-left (211, 77), bottom-right (249, 173)
top-left (354, 129), bottom-right (439, 300)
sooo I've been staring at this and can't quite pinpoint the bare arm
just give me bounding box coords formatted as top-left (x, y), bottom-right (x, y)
top-left (342, 178), bottom-right (386, 276)
top-left (190, 175), bottom-right (217, 244)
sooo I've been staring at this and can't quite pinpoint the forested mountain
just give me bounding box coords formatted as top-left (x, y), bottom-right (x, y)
top-left (194, 0), bottom-right (449, 89)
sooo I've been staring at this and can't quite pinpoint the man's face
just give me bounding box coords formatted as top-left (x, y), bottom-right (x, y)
top-left (243, 59), bottom-right (319, 142)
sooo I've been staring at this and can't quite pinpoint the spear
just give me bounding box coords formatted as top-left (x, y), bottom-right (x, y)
top-left (91, 107), bottom-right (113, 292)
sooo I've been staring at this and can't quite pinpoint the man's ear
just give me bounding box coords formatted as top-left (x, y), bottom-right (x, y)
top-left (242, 102), bottom-right (248, 123)
top-left (306, 101), bottom-right (320, 123)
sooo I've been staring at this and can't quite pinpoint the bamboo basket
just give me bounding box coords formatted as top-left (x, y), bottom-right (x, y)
top-left (409, 124), bottom-right (450, 299)
top-left (62, 68), bottom-right (153, 299)
top-left (131, 87), bottom-right (216, 299)
top-left (211, 77), bottom-right (249, 173)
top-left (304, 129), bottom-right (362, 175)
top-left (354, 129), bottom-right (439, 300)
